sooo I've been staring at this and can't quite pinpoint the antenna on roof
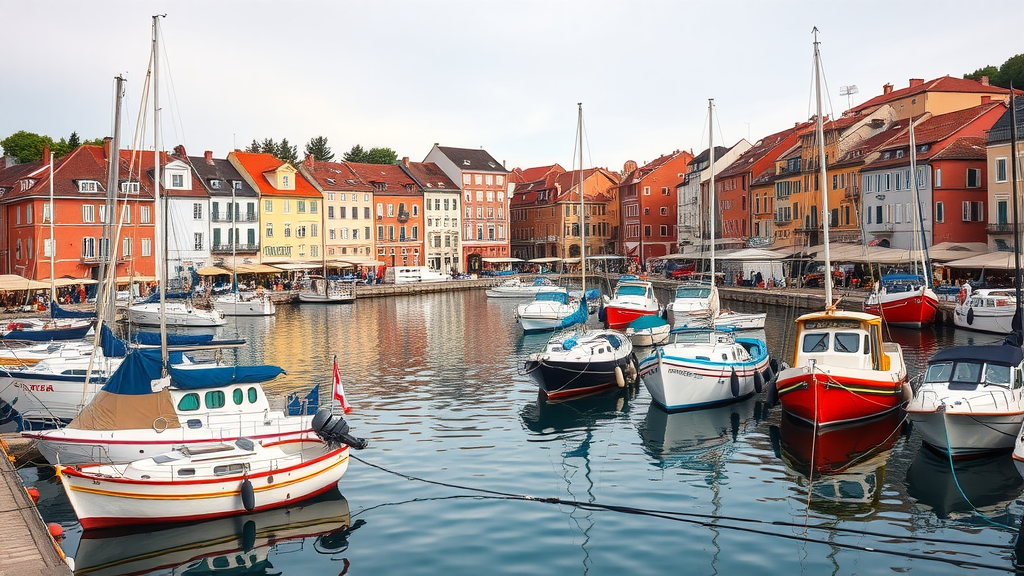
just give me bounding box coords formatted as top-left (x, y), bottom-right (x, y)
top-left (840, 85), bottom-right (859, 110)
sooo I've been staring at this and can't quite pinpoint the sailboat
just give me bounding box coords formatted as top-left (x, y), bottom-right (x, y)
top-left (522, 104), bottom-right (639, 399)
top-left (213, 194), bottom-right (275, 315)
top-left (299, 206), bottom-right (355, 303)
top-left (863, 117), bottom-right (939, 327)
top-left (639, 99), bottom-right (774, 412)
top-left (773, 29), bottom-right (909, 427)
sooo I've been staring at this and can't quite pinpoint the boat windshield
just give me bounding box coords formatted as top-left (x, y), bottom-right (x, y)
top-left (927, 361), bottom-right (1011, 387)
top-left (802, 333), bottom-right (829, 353)
top-left (676, 287), bottom-right (711, 299)
top-left (617, 285), bottom-right (647, 297)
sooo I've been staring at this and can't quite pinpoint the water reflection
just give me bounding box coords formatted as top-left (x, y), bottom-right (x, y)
top-left (519, 387), bottom-right (635, 435)
top-left (775, 411), bottom-right (904, 506)
top-left (73, 491), bottom-right (360, 576)
top-left (905, 447), bottom-right (1024, 520)
top-left (638, 398), bottom-right (764, 472)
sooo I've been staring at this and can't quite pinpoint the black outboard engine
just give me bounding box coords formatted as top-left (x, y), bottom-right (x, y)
top-left (312, 408), bottom-right (368, 450)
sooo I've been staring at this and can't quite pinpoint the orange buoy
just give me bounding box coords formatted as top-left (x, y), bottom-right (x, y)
top-left (47, 523), bottom-right (63, 539)
top-left (26, 487), bottom-right (40, 504)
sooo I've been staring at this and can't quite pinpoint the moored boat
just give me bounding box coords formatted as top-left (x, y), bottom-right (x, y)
top-left (214, 289), bottom-right (276, 315)
top-left (602, 278), bottom-right (661, 330)
top-left (665, 280), bottom-right (719, 329)
top-left (486, 276), bottom-right (564, 298)
top-left (524, 324), bottom-right (639, 400)
top-left (625, 314), bottom-right (670, 347)
top-left (864, 274), bottom-right (939, 328)
top-left (953, 288), bottom-right (1017, 335)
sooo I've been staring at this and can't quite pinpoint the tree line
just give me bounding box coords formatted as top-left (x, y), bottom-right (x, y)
top-left (963, 53), bottom-right (1024, 89)
top-left (1, 130), bottom-right (399, 167)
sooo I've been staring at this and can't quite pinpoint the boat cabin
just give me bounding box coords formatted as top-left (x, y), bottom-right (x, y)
top-left (614, 281), bottom-right (655, 300)
top-left (792, 312), bottom-right (888, 372)
top-left (924, 345), bottom-right (1024, 391)
top-left (969, 289), bottom-right (1016, 309)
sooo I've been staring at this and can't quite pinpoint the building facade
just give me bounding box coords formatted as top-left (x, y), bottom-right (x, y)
top-left (401, 159), bottom-right (461, 273)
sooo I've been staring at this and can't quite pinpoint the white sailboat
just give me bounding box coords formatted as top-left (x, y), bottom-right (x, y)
top-left (213, 188), bottom-right (275, 316)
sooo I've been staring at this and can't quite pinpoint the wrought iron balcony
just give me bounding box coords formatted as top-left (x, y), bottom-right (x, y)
top-left (212, 213), bottom-right (257, 222)
top-left (987, 222), bottom-right (1014, 234)
top-left (211, 243), bottom-right (259, 253)
top-left (844, 184), bottom-right (860, 199)
top-left (397, 210), bottom-right (410, 223)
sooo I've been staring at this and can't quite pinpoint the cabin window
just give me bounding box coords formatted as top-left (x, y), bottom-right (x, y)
top-left (833, 332), bottom-right (860, 354)
top-left (177, 468), bottom-right (196, 477)
top-left (205, 391), bottom-right (226, 409)
top-left (802, 333), bottom-right (829, 353)
top-left (233, 389), bottom-right (244, 405)
top-left (248, 387), bottom-right (258, 403)
top-left (214, 463), bottom-right (246, 476)
top-left (925, 362), bottom-right (953, 383)
top-left (985, 364), bottom-right (1011, 386)
top-left (952, 362), bottom-right (982, 383)
top-left (178, 393), bottom-right (200, 411)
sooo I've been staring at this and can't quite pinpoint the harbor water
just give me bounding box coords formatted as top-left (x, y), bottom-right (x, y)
top-left (21, 288), bottom-right (1024, 575)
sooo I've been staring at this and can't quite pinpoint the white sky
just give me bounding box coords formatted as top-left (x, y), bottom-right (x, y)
top-left (2, 1), bottom-right (1021, 173)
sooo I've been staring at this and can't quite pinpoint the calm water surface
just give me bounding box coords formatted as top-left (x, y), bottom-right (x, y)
top-left (23, 288), bottom-right (1024, 575)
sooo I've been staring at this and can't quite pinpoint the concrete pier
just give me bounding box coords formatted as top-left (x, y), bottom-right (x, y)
top-left (0, 439), bottom-right (71, 576)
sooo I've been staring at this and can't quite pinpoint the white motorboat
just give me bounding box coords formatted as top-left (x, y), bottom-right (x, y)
top-left (665, 281), bottom-right (720, 329)
top-left (954, 288), bottom-right (1017, 335)
top-left (58, 409), bottom-right (366, 530)
top-left (0, 353), bottom-right (123, 425)
top-left (214, 289), bottom-right (276, 316)
top-left (625, 314), bottom-right (670, 347)
top-left (486, 277), bottom-right (565, 298)
top-left (910, 344), bottom-right (1024, 457)
top-left (128, 299), bottom-right (226, 327)
top-left (639, 328), bottom-right (773, 411)
top-left (515, 291), bottom-right (583, 332)
top-left (0, 338), bottom-right (99, 368)
top-left (298, 277), bottom-right (356, 304)
top-left (714, 310), bottom-right (767, 330)
top-left (387, 266), bottom-right (451, 284)
top-left (602, 278), bottom-right (661, 330)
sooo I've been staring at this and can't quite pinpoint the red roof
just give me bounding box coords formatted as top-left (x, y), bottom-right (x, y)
top-left (347, 162), bottom-right (421, 196)
top-left (719, 122), bottom-right (812, 178)
top-left (301, 159), bottom-right (374, 192)
top-left (402, 161), bottom-right (459, 191)
top-left (930, 136), bottom-right (987, 161)
top-left (852, 76), bottom-right (1014, 115)
top-left (230, 151), bottom-right (320, 197)
top-left (0, 145), bottom-right (163, 203)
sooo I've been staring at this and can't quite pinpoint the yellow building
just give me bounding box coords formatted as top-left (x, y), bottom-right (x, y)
top-left (229, 152), bottom-right (323, 266)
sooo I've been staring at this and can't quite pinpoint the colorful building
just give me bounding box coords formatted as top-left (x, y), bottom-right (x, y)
top-left (347, 162), bottom-right (424, 270)
top-left (616, 150), bottom-right (694, 265)
top-left (984, 98), bottom-right (1023, 251)
top-left (298, 157), bottom-right (377, 267)
top-left (400, 159), bottom-right (462, 274)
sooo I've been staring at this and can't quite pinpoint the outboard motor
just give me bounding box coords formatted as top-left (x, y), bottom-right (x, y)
top-left (312, 408), bottom-right (368, 450)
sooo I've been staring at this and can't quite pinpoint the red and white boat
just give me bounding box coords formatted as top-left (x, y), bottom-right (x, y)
top-left (602, 278), bottom-right (661, 330)
top-left (863, 274), bottom-right (938, 328)
top-left (57, 409), bottom-right (366, 530)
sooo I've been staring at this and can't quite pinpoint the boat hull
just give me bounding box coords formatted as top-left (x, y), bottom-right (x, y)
top-left (953, 304), bottom-right (1015, 334)
top-left (776, 366), bottom-right (907, 426)
top-left (908, 410), bottom-right (1022, 457)
top-left (604, 306), bottom-right (657, 331)
top-left (713, 311), bottom-right (766, 330)
top-left (128, 303), bottom-right (226, 327)
top-left (0, 373), bottom-right (107, 424)
top-left (864, 290), bottom-right (938, 328)
top-left (639, 339), bottom-right (771, 411)
top-left (298, 293), bottom-right (354, 304)
top-left (59, 442), bottom-right (349, 529)
top-left (524, 330), bottom-right (637, 400)
top-left (213, 293), bottom-right (276, 316)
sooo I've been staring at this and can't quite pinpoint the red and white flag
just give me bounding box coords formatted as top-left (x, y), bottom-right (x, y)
top-left (332, 355), bottom-right (351, 414)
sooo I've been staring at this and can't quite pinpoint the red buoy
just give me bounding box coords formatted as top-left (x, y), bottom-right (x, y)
top-left (47, 523), bottom-right (63, 539)
top-left (26, 487), bottom-right (40, 504)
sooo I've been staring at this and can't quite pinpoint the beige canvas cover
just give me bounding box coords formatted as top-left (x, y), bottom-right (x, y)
top-left (69, 389), bottom-right (182, 431)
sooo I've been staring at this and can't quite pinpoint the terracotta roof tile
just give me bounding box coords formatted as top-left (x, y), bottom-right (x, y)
top-left (402, 161), bottom-right (459, 191)
top-left (852, 76), bottom-right (1016, 114)
top-left (230, 151), bottom-right (320, 197)
top-left (347, 162), bottom-right (421, 196)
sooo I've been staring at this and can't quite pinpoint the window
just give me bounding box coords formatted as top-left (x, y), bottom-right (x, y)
top-left (296, 225), bottom-right (306, 238)
top-left (644, 225), bottom-right (652, 237)
top-left (78, 180), bottom-right (99, 193)
top-left (297, 200), bottom-right (306, 213)
top-left (834, 333), bottom-right (860, 354)
top-left (178, 393), bottom-right (200, 411)
top-left (328, 206), bottom-right (335, 219)
top-left (966, 168), bottom-right (981, 188)
top-left (282, 175), bottom-right (290, 188)
top-left (310, 201), bottom-right (318, 214)
top-left (660, 224), bottom-right (668, 236)
top-left (123, 237), bottom-right (132, 256)
top-left (194, 233), bottom-right (203, 250)
top-left (643, 186), bottom-right (651, 195)
top-left (934, 168), bottom-right (941, 187)
top-left (284, 225), bottom-right (291, 237)
top-left (247, 387), bottom-right (257, 403)
top-left (204, 391), bottom-right (225, 409)
top-left (802, 333), bottom-right (829, 353)
top-left (171, 174), bottom-right (184, 188)
top-left (142, 238), bottom-right (152, 257)
top-left (996, 158), bottom-right (1008, 183)
top-left (387, 204), bottom-right (395, 217)
top-left (463, 174), bottom-right (471, 184)
top-left (935, 201), bottom-right (944, 223)
top-left (42, 201), bottom-right (51, 223)
top-left (82, 205), bottom-right (95, 223)
top-left (283, 200), bottom-right (291, 213)
top-left (962, 201), bottom-right (983, 221)
top-left (193, 203), bottom-right (202, 220)
top-left (265, 199), bottom-right (273, 212)
top-left (141, 205), bottom-right (151, 223)
top-left (266, 222), bottom-right (274, 237)
top-left (121, 204), bottom-right (131, 223)
top-left (474, 174), bottom-right (483, 185)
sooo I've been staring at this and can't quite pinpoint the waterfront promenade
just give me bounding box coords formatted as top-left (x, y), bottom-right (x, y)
top-left (0, 442), bottom-right (70, 576)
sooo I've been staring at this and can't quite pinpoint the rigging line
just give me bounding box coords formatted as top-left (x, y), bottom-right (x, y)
top-left (348, 453), bottom-right (1018, 546)
top-left (941, 411), bottom-right (1010, 530)
top-left (156, 18), bottom-right (187, 151)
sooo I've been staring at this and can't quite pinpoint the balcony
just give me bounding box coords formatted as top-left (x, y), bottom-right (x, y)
top-left (868, 223), bottom-right (894, 235)
top-left (397, 210), bottom-right (410, 223)
top-left (773, 216), bottom-right (791, 225)
top-left (843, 184), bottom-right (860, 199)
top-left (987, 223), bottom-right (1014, 234)
top-left (212, 213), bottom-right (257, 222)
top-left (212, 243), bottom-right (259, 253)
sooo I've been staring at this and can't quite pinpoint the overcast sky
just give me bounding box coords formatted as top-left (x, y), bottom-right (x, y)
top-left (2, 1), bottom-right (1021, 173)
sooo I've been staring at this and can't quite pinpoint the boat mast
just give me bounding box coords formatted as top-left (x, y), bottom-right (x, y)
top-left (813, 27), bottom-right (832, 307)
top-left (1009, 85), bottom-right (1021, 328)
top-left (153, 14), bottom-right (168, 368)
top-left (97, 77), bottom-right (125, 325)
top-left (909, 117), bottom-right (932, 287)
top-left (48, 152), bottom-right (55, 308)
top-left (577, 102), bottom-right (586, 293)
top-left (708, 98), bottom-right (716, 283)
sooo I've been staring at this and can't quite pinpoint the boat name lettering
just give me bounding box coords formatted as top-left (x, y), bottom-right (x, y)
top-left (18, 382), bottom-right (55, 392)
top-left (668, 368), bottom-right (697, 378)
top-left (803, 320), bottom-right (862, 330)
top-left (263, 246), bottom-right (292, 257)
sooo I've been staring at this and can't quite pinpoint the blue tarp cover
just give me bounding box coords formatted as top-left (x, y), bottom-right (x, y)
top-left (629, 315), bottom-right (668, 330)
top-left (535, 291), bottom-right (569, 304)
top-left (100, 324), bottom-right (127, 358)
top-left (559, 297), bottom-right (589, 328)
top-left (50, 302), bottom-right (96, 319)
top-left (2, 323), bottom-right (91, 342)
top-left (101, 348), bottom-right (285, 395)
top-left (134, 331), bottom-right (214, 345)
top-left (168, 364), bottom-right (286, 390)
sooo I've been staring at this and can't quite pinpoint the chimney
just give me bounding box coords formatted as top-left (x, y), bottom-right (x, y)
top-left (304, 154), bottom-right (314, 168)
top-left (42, 145), bottom-right (50, 162)
top-left (909, 78), bottom-right (923, 87)
top-left (981, 75), bottom-right (990, 86)
top-left (173, 144), bottom-right (186, 157)
top-left (883, 83), bottom-right (893, 95)
top-left (103, 136), bottom-right (113, 159)
top-left (204, 150), bottom-right (214, 164)
top-left (402, 156), bottom-right (410, 166)
top-left (982, 95), bottom-right (992, 105)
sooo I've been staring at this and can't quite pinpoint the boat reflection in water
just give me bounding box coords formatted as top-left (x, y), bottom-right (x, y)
top-left (638, 397), bottom-right (764, 471)
top-left (519, 386), bottom-right (635, 435)
top-left (906, 447), bottom-right (1024, 520)
top-left (775, 410), bottom-right (904, 506)
top-left (73, 491), bottom-right (362, 576)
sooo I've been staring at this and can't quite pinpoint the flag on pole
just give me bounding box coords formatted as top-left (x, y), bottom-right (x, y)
top-left (332, 355), bottom-right (351, 414)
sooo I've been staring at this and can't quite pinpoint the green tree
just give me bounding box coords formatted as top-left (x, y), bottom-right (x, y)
top-left (1, 130), bottom-right (53, 163)
top-left (964, 65), bottom-right (999, 83)
top-left (245, 139), bottom-right (261, 153)
top-left (67, 131), bottom-right (81, 149)
top-left (304, 136), bottom-right (334, 161)
top-left (365, 147), bottom-right (398, 165)
top-left (343, 144), bottom-right (367, 162)
top-left (277, 138), bottom-right (298, 164)
top-left (999, 54), bottom-right (1024, 89)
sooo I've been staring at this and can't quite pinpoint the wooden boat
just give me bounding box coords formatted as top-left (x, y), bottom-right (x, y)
top-left (524, 325), bottom-right (638, 400)
top-left (298, 277), bottom-right (355, 304)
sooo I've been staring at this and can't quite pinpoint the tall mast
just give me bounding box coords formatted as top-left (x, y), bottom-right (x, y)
top-left (1009, 85), bottom-right (1021, 330)
top-left (909, 118), bottom-right (932, 286)
top-left (708, 98), bottom-right (716, 281)
top-left (98, 76), bottom-right (125, 324)
top-left (813, 27), bottom-right (832, 307)
top-left (577, 102), bottom-right (586, 293)
top-left (153, 14), bottom-right (168, 368)
top-left (48, 152), bottom-right (55, 308)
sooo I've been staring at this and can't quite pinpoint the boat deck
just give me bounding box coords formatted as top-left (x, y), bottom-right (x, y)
top-left (0, 438), bottom-right (70, 576)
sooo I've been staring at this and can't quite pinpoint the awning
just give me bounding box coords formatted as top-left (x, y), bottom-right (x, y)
top-left (528, 257), bottom-right (562, 263)
top-left (719, 248), bottom-right (789, 261)
top-left (271, 263), bottom-right (321, 271)
top-left (586, 255), bottom-right (627, 260)
top-left (39, 277), bottom-right (99, 287)
top-left (115, 275), bottom-right (157, 283)
top-left (0, 274), bottom-right (49, 291)
top-left (197, 266), bottom-right (232, 276)
top-left (235, 264), bottom-right (281, 274)
top-left (482, 257), bottom-right (524, 263)
top-left (944, 251), bottom-right (1024, 270)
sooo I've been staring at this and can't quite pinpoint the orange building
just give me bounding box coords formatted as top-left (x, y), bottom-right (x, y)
top-left (0, 142), bottom-right (157, 282)
top-left (616, 150), bottom-right (694, 265)
top-left (348, 162), bottom-right (425, 269)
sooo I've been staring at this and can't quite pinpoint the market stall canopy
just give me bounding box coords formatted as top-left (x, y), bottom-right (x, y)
top-left (527, 257), bottom-right (562, 263)
top-left (0, 274), bottom-right (49, 291)
top-left (41, 277), bottom-right (99, 287)
top-left (482, 257), bottom-right (524, 263)
top-left (234, 264), bottom-right (281, 274)
top-left (197, 266), bottom-right (232, 276)
top-left (944, 251), bottom-right (1024, 270)
top-left (272, 263), bottom-right (320, 271)
top-left (335, 257), bottom-right (386, 267)
top-left (719, 248), bottom-right (789, 261)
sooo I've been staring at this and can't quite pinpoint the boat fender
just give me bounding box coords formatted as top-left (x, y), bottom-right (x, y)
top-left (615, 366), bottom-right (625, 388)
top-left (241, 478), bottom-right (256, 512)
top-left (966, 307), bottom-right (974, 325)
top-left (753, 370), bottom-right (764, 394)
top-left (242, 520), bottom-right (257, 550)
top-left (766, 380), bottom-right (779, 408)
top-left (627, 355), bottom-right (640, 385)
top-left (598, 306), bottom-right (607, 323)
top-left (770, 358), bottom-right (779, 375)
top-left (730, 369), bottom-right (740, 397)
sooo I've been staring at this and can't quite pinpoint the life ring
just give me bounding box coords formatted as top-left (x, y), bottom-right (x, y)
top-left (958, 285), bottom-right (966, 304)
top-left (153, 416), bottom-right (168, 433)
